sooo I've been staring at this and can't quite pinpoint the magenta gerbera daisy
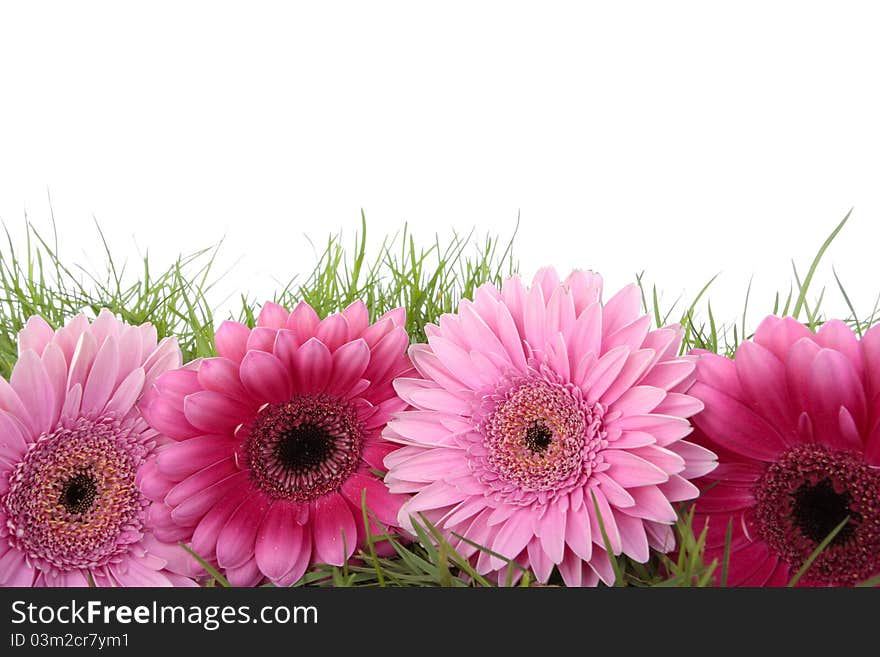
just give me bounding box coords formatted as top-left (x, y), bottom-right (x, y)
top-left (383, 268), bottom-right (717, 586)
top-left (0, 310), bottom-right (193, 587)
top-left (688, 316), bottom-right (880, 586)
top-left (139, 301), bottom-right (412, 586)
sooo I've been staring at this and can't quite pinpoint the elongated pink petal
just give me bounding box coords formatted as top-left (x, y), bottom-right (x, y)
top-left (10, 349), bottom-right (54, 435)
top-left (240, 350), bottom-right (292, 403)
top-left (690, 382), bottom-right (787, 461)
top-left (255, 502), bottom-right (305, 581)
top-left (290, 338), bottom-right (332, 393)
top-left (217, 495), bottom-right (271, 569)
top-left (311, 492), bottom-right (357, 566)
top-left (214, 321), bottom-right (250, 363)
top-left (183, 391), bottom-right (252, 433)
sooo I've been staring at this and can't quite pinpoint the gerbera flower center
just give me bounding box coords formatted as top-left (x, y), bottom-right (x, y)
top-left (791, 478), bottom-right (855, 545)
top-left (524, 421), bottom-right (553, 453)
top-left (59, 472), bottom-right (99, 515)
top-left (1, 417), bottom-right (148, 572)
top-left (243, 393), bottom-right (364, 502)
top-left (470, 372), bottom-right (607, 505)
top-left (754, 444), bottom-right (880, 586)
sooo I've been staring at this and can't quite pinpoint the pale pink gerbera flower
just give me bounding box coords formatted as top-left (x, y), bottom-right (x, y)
top-left (139, 301), bottom-right (412, 586)
top-left (384, 268), bottom-right (717, 586)
top-left (0, 310), bottom-right (193, 587)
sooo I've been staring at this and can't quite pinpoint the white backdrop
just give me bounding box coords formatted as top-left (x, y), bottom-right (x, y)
top-left (2, 1), bottom-right (879, 331)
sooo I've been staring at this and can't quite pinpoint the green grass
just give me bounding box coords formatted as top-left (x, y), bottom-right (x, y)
top-left (0, 210), bottom-right (875, 587)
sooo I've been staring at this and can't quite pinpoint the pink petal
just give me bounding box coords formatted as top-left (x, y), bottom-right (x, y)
top-left (527, 538), bottom-right (555, 583)
top-left (363, 326), bottom-right (410, 386)
top-left (10, 349), bottom-right (54, 435)
top-left (341, 472), bottom-right (403, 526)
top-left (611, 385), bottom-right (666, 416)
top-left (136, 458), bottom-right (176, 501)
top-left (214, 321), bottom-right (251, 363)
top-left (183, 390), bottom-right (252, 433)
top-left (225, 557), bottom-right (263, 587)
top-left (0, 549), bottom-right (36, 586)
top-left (522, 284), bottom-right (547, 349)
top-left (493, 302), bottom-right (528, 372)
top-left (105, 367), bottom-right (146, 415)
top-left (240, 350), bottom-right (292, 403)
top-left (600, 349), bottom-right (655, 404)
top-left (652, 392), bottom-right (704, 418)
top-left (117, 326), bottom-right (145, 386)
top-left (156, 434), bottom-right (236, 479)
top-left (426, 336), bottom-right (485, 390)
top-left (565, 270), bottom-right (603, 314)
top-left (567, 302), bottom-right (602, 372)
top-left (258, 301), bottom-right (290, 329)
top-left (785, 337), bottom-right (821, 410)
top-left (753, 315), bottom-right (813, 362)
top-left (312, 492), bottom-right (357, 566)
top-left (602, 283), bottom-right (641, 336)
top-left (327, 339), bottom-right (370, 397)
top-left (616, 512), bottom-right (650, 562)
top-left (690, 382), bottom-right (788, 461)
top-left (806, 349), bottom-right (866, 450)
top-left (342, 300), bottom-right (370, 337)
top-left (694, 352), bottom-right (744, 400)
top-left (614, 413), bottom-right (693, 446)
top-left (166, 460), bottom-right (241, 511)
top-left (603, 449), bottom-right (669, 487)
top-left (18, 315), bottom-right (54, 356)
top-left (490, 509), bottom-right (535, 570)
top-left (409, 345), bottom-right (468, 395)
top-left (286, 301), bottom-right (320, 336)
top-left (816, 319), bottom-right (862, 377)
top-left (0, 378), bottom-right (31, 434)
top-left (255, 502), bottom-right (306, 581)
top-left (0, 411), bottom-right (29, 460)
top-left (693, 483), bottom-right (755, 513)
top-left (197, 357), bottom-right (251, 402)
top-left (735, 341), bottom-right (796, 437)
top-left (246, 327), bottom-right (277, 353)
top-left (190, 484), bottom-right (252, 559)
top-left (638, 358), bottom-right (695, 391)
top-left (671, 440), bottom-right (719, 479)
top-left (565, 504), bottom-right (592, 561)
top-left (603, 314), bottom-right (651, 353)
top-left (316, 314), bottom-right (350, 351)
top-left (582, 346), bottom-right (629, 402)
top-left (274, 526), bottom-right (313, 587)
top-left (140, 394), bottom-right (201, 440)
top-left (217, 494), bottom-right (271, 569)
top-left (620, 485), bottom-right (677, 523)
top-left (862, 323), bottom-right (880, 398)
top-left (143, 338), bottom-right (182, 388)
top-left (290, 338), bottom-right (332, 393)
top-left (588, 487), bottom-right (621, 552)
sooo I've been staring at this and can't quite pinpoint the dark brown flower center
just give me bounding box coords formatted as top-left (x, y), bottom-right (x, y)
top-left (244, 394), bottom-right (364, 502)
top-left (59, 472), bottom-right (98, 515)
top-left (754, 444), bottom-right (880, 586)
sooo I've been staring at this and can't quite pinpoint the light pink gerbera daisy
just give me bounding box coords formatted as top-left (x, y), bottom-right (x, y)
top-left (0, 310), bottom-right (193, 587)
top-left (139, 301), bottom-right (412, 586)
top-left (383, 268), bottom-right (717, 586)
top-left (688, 316), bottom-right (880, 586)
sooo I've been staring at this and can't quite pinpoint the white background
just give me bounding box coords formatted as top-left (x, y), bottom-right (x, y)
top-left (2, 1), bottom-right (878, 331)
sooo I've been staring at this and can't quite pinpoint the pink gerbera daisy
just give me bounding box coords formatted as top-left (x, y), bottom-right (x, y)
top-left (0, 310), bottom-right (193, 586)
top-left (383, 268), bottom-right (717, 586)
top-left (688, 316), bottom-right (880, 586)
top-left (139, 301), bottom-right (412, 586)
